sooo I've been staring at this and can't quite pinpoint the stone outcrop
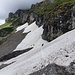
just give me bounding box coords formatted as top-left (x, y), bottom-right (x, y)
top-left (6, 9), bottom-right (30, 24)
top-left (41, 5), bottom-right (75, 41)
top-left (30, 60), bottom-right (75, 75)
top-left (42, 6), bottom-right (73, 41)
top-left (6, 2), bottom-right (75, 42)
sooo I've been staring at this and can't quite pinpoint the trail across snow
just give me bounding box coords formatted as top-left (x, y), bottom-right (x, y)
top-left (0, 22), bottom-right (75, 75)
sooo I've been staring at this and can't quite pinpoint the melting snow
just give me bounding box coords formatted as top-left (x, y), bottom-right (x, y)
top-left (0, 22), bottom-right (75, 75)
top-left (23, 22), bottom-right (38, 33)
top-left (14, 22), bottom-right (41, 51)
top-left (16, 23), bottom-right (28, 32)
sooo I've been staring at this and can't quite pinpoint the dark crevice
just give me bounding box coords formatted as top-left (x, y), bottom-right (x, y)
top-left (0, 47), bottom-right (33, 62)
top-left (0, 62), bottom-right (15, 69)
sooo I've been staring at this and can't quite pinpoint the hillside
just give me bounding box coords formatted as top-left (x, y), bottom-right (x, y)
top-left (0, 0), bottom-right (75, 75)
top-left (0, 22), bottom-right (75, 75)
top-left (2, 0), bottom-right (75, 42)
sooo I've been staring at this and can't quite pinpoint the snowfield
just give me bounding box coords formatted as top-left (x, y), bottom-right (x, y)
top-left (16, 23), bottom-right (28, 32)
top-left (14, 22), bottom-right (43, 50)
top-left (0, 22), bottom-right (75, 75)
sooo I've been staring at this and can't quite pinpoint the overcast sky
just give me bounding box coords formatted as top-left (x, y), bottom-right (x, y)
top-left (0, 0), bottom-right (43, 25)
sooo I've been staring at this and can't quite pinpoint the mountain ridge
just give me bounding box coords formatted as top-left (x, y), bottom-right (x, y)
top-left (4, 0), bottom-right (75, 42)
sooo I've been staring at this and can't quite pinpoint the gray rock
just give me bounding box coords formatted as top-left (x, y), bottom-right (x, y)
top-left (30, 63), bottom-right (73, 75)
top-left (66, 60), bottom-right (75, 74)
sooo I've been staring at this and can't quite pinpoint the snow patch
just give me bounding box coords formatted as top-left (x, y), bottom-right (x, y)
top-left (14, 26), bottom-right (44, 51)
top-left (23, 22), bottom-right (38, 33)
top-left (16, 23), bottom-right (28, 32)
top-left (0, 23), bottom-right (75, 75)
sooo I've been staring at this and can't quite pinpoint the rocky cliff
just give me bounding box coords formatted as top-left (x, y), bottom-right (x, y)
top-left (0, 0), bottom-right (75, 74)
top-left (5, 0), bottom-right (75, 42)
top-left (30, 61), bottom-right (75, 75)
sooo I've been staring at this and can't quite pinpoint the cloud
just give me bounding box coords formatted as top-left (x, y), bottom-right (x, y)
top-left (0, 0), bottom-right (43, 20)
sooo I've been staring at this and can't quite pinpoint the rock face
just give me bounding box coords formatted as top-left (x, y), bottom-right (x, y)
top-left (30, 61), bottom-right (75, 75)
top-left (6, 9), bottom-right (30, 25)
top-left (28, 4), bottom-right (75, 42)
top-left (6, 2), bottom-right (75, 42)
top-left (36, 5), bottom-right (75, 42)
top-left (42, 5), bottom-right (75, 41)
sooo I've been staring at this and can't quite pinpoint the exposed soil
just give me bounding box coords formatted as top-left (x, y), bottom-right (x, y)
top-left (0, 29), bottom-right (28, 58)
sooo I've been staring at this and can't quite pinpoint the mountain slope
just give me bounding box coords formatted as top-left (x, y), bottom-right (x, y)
top-left (0, 0), bottom-right (75, 75)
top-left (0, 22), bottom-right (75, 75)
top-left (4, 0), bottom-right (75, 42)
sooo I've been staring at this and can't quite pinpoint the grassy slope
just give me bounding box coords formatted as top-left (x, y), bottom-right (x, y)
top-left (0, 18), bottom-right (19, 45)
top-left (0, 0), bottom-right (75, 45)
top-left (33, 0), bottom-right (75, 14)
top-left (31, 0), bottom-right (75, 24)
top-left (1, 0), bottom-right (75, 29)
top-left (0, 18), bottom-right (19, 29)
top-left (0, 22), bottom-right (12, 29)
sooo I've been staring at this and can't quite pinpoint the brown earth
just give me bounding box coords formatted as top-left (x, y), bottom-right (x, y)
top-left (0, 29), bottom-right (28, 58)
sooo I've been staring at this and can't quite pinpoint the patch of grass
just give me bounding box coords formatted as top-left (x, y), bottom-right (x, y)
top-left (0, 17), bottom-right (19, 30)
top-left (32, 0), bottom-right (75, 25)
top-left (33, 0), bottom-right (75, 15)
top-left (0, 26), bottom-right (14, 37)
top-left (0, 22), bottom-right (12, 29)
top-left (1, 27), bottom-right (14, 33)
top-left (0, 26), bottom-right (14, 45)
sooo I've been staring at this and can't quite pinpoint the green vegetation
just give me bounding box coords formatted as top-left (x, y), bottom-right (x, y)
top-left (0, 0), bottom-right (75, 45)
top-left (1, 27), bottom-right (14, 33)
top-left (0, 17), bottom-right (19, 29)
top-left (30, 0), bottom-right (75, 25)
top-left (32, 0), bottom-right (75, 15)
top-left (0, 22), bottom-right (12, 29)
top-left (0, 0), bottom-right (75, 31)
top-left (0, 24), bottom-right (14, 45)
